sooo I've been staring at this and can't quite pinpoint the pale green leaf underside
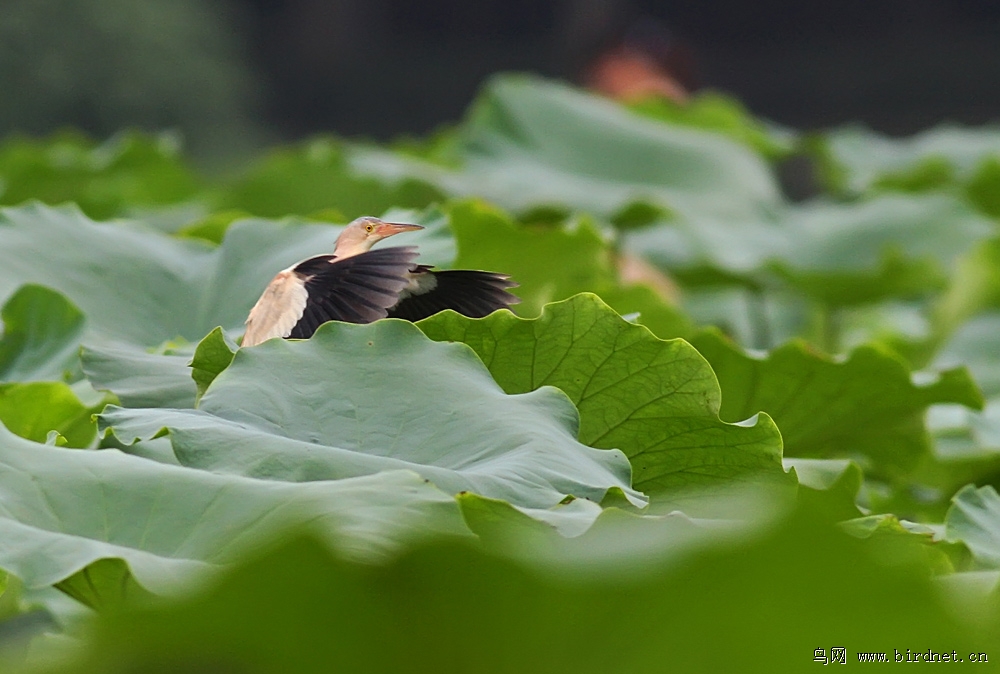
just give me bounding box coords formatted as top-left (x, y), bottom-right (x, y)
top-left (99, 319), bottom-right (645, 510)
top-left (0, 422), bottom-right (469, 597)
top-left (945, 484), bottom-right (1000, 568)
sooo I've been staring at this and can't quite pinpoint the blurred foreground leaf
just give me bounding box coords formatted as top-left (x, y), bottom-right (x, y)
top-left (820, 124), bottom-right (1000, 197)
top-left (45, 509), bottom-right (996, 674)
top-left (628, 90), bottom-right (793, 159)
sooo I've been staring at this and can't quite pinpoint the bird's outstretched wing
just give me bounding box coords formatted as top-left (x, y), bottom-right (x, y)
top-left (290, 247), bottom-right (420, 338)
top-left (243, 246), bottom-right (418, 346)
top-left (387, 267), bottom-right (520, 322)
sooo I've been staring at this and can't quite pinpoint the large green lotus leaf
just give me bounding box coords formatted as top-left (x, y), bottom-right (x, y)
top-left (945, 484), bottom-right (1000, 568)
top-left (213, 136), bottom-right (444, 219)
top-left (785, 458), bottom-right (863, 521)
top-left (0, 285), bottom-right (84, 383)
top-left (929, 313), bottom-right (1000, 465)
top-left (935, 239), bottom-right (1000, 341)
top-left (350, 74), bottom-right (783, 222)
top-left (0, 422), bottom-right (468, 599)
top-left (188, 327), bottom-right (238, 399)
top-left (627, 90), bottom-right (795, 159)
top-left (0, 131), bottom-right (199, 220)
top-left (0, 382), bottom-right (104, 448)
top-left (625, 193), bottom-right (993, 305)
top-left (0, 203), bottom-right (452, 346)
top-left (967, 157), bottom-right (1000, 219)
top-left (935, 313), bottom-right (1000, 399)
top-left (690, 329), bottom-right (984, 477)
top-left (49, 510), bottom-right (988, 674)
top-left (458, 492), bottom-right (612, 543)
top-left (98, 319), bottom-right (644, 510)
top-left (418, 294), bottom-right (789, 500)
top-left (81, 326), bottom-right (243, 411)
top-left (81, 341), bottom-right (197, 409)
top-left (820, 124), bottom-right (1000, 195)
top-left (446, 201), bottom-right (692, 337)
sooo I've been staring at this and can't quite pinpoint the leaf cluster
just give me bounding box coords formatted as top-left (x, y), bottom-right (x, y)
top-left (1, 75), bottom-right (1000, 670)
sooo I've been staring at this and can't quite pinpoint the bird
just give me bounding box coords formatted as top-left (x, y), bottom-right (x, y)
top-left (242, 216), bottom-right (519, 347)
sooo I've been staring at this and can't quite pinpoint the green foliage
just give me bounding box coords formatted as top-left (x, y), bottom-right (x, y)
top-left (626, 193), bottom-right (993, 307)
top-left (213, 137), bottom-right (445, 219)
top-left (43, 513), bottom-right (995, 674)
top-left (967, 157), bottom-right (1000, 219)
top-left (0, 285), bottom-right (84, 383)
top-left (189, 327), bottom-right (237, 399)
top-left (816, 123), bottom-right (1000, 200)
top-left (350, 74), bottom-right (783, 221)
top-left (419, 295), bottom-right (789, 503)
top-left (628, 89), bottom-right (794, 159)
top-left (787, 458), bottom-right (864, 521)
top-left (0, 422), bottom-right (468, 604)
top-left (1, 75), bottom-right (1000, 666)
top-left (946, 484), bottom-right (1000, 567)
top-left (0, 382), bottom-right (103, 447)
top-left (98, 319), bottom-right (644, 513)
top-left (81, 341), bottom-right (198, 409)
top-left (0, 203), bottom-right (452, 345)
top-left (446, 200), bottom-right (692, 337)
top-left (691, 329), bottom-right (983, 477)
top-left (0, 132), bottom-right (199, 219)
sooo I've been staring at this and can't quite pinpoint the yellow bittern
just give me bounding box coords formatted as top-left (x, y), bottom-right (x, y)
top-left (242, 216), bottom-right (518, 347)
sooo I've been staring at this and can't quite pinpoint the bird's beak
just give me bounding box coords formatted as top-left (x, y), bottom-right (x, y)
top-left (375, 222), bottom-right (424, 238)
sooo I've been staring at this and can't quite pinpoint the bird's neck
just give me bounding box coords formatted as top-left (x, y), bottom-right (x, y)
top-left (332, 240), bottom-right (375, 259)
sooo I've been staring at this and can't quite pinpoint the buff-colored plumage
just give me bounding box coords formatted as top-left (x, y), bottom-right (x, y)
top-left (242, 269), bottom-right (310, 347)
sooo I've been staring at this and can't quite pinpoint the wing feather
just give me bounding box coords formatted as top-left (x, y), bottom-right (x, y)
top-left (388, 270), bottom-right (519, 322)
top-left (287, 247), bottom-right (419, 340)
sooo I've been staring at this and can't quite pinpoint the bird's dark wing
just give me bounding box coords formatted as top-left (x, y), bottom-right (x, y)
top-left (387, 268), bottom-right (520, 323)
top-left (289, 246), bottom-right (419, 339)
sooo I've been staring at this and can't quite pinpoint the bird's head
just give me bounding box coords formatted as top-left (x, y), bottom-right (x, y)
top-left (333, 217), bottom-right (424, 258)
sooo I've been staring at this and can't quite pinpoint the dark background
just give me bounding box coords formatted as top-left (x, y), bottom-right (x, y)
top-left (247, 0), bottom-right (1000, 137)
top-left (2, 0), bottom-right (999, 157)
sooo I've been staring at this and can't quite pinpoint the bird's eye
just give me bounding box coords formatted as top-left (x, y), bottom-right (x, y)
top-left (365, 224), bottom-right (374, 233)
